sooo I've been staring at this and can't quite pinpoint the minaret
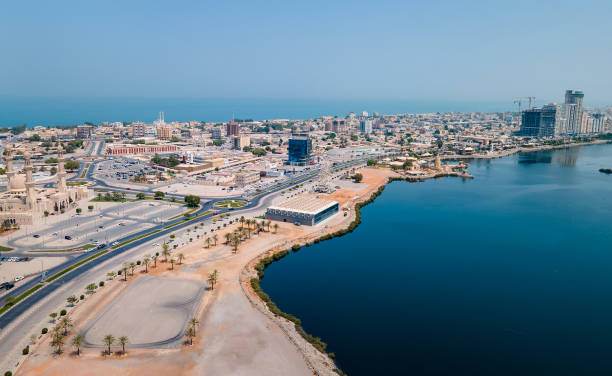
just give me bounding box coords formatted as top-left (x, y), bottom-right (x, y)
top-left (4, 144), bottom-right (15, 191)
top-left (57, 143), bottom-right (67, 193)
top-left (24, 152), bottom-right (37, 210)
top-left (434, 154), bottom-right (442, 171)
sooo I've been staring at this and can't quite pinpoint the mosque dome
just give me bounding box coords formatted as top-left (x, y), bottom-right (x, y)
top-left (10, 174), bottom-right (26, 191)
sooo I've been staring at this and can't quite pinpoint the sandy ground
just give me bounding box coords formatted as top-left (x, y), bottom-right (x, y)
top-left (82, 276), bottom-right (205, 349)
top-left (17, 167), bottom-right (398, 376)
top-left (0, 256), bottom-right (67, 282)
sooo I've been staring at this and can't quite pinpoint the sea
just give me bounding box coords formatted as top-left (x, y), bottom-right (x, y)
top-left (260, 143), bottom-right (612, 376)
top-left (0, 97), bottom-right (512, 127)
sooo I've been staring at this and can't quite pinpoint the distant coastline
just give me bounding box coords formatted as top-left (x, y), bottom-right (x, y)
top-left (0, 97), bottom-right (514, 127)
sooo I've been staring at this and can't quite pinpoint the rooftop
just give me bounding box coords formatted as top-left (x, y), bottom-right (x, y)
top-left (268, 195), bottom-right (337, 215)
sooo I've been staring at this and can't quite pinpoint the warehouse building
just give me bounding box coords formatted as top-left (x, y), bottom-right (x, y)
top-left (266, 195), bottom-right (339, 226)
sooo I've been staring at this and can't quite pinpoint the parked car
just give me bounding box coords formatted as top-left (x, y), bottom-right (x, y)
top-left (33, 234), bottom-right (40, 238)
top-left (14, 276), bottom-right (24, 282)
top-left (65, 235), bottom-right (72, 240)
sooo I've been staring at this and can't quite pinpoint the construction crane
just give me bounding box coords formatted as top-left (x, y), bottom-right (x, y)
top-left (514, 98), bottom-right (522, 127)
top-left (526, 96), bottom-right (536, 109)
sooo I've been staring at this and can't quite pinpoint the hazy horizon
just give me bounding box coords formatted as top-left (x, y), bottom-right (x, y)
top-left (2, 0), bottom-right (611, 104)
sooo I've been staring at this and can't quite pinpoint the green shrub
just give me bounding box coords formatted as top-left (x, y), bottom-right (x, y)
top-left (60, 309), bottom-right (67, 316)
top-left (5, 371), bottom-right (13, 376)
top-left (22, 347), bottom-right (29, 355)
top-left (99, 281), bottom-right (104, 287)
top-left (80, 295), bottom-right (85, 300)
top-left (41, 328), bottom-right (48, 334)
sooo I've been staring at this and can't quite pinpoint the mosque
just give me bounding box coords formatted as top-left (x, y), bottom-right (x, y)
top-left (0, 144), bottom-right (91, 226)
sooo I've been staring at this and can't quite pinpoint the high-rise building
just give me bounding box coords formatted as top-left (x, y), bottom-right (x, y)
top-left (132, 123), bottom-right (145, 138)
top-left (564, 90), bottom-right (584, 134)
top-left (233, 135), bottom-right (250, 150)
top-left (211, 127), bottom-right (222, 140)
top-left (226, 120), bottom-right (240, 137)
top-left (360, 119), bottom-right (373, 134)
top-left (287, 134), bottom-right (312, 166)
top-left (519, 104), bottom-right (560, 138)
top-left (157, 125), bottom-right (173, 140)
top-left (76, 125), bottom-right (92, 139)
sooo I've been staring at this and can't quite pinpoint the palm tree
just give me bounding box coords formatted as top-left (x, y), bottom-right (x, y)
top-left (143, 255), bottom-right (150, 273)
top-left (260, 220), bottom-right (266, 231)
top-left (118, 336), bottom-right (128, 354)
top-left (51, 332), bottom-right (65, 354)
top-left (178, 253), bottom-right (185, 265)
top-left (170, 258), bottom-right (175, 270)
top-left (185, 326), bottom-right (195, 345)
top-left (129, 262), bottom-right (136, 276)
top-left (122, 262), bottom-right (129, 281)
top-left (72, 334), bottom-right (84, 356)
top-left (230, 235), bottom-right (240, 254)
top-left (207, 270), bottom-right (218, 290)
top-left (162, 243), bottom-right (170, 262)
top-left (239, 216), bottom-right (245, 228)
top-left (190, 318), bottom-right (200, 335)
top-left (49, 312), bottom-right (57, 323)
top-left (266, 220), bottom-right (271, 232)
top-left (245, 222), bottom-right (252, 238)
top-left (60, 316), bottom-right (73, 335)
top-left (67, 295), bottom-right (78, 306)
top-left (205, 237), bottom-right (211, 248)
top-left (224, 232), bottom-right (232, 244)
top-left (212, 234), bottom-right (218, 246)
top-left (152, 254), bottom-right (158, 268)
top-left (273, 223), bottom-right (279, 233)
top-left (103, 334), bottom-right (115, 355)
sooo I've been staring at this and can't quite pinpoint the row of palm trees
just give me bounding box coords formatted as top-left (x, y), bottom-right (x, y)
top-left (184, 318), bottom-right (199, 345)
top-left (102, 334), bottom-right (129, 355)
top-left (238, 216), bottom-right (279, 234)
top-left (118, 246), bottom-right (186, 281)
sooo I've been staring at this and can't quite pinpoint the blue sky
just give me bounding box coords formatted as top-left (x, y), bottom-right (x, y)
top-left (1, 0), bottom-right (611, 104)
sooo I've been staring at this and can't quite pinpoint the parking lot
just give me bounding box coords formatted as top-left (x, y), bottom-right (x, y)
top-left (6, 200), bottom-right (185, 251)
top-left (95, 157), bottom-right (157, 185)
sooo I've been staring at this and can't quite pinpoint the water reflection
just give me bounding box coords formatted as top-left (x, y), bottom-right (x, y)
top-left (519, 147), bottom-right (580, 167)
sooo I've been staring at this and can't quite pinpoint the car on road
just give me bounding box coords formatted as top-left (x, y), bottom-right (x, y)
top-left (33, 234), bottom-right (40, 238)
top-left (152, 243), bottom-right (159, 247)
top-left (97, 243), bottom-right (106, 250)
top-left (118, 222), bottom-right (125, 226)
top-left (65, 235), bottom-right (72, 240)
top-left (14, 276), bottom-right (24, 282)
top-left (111, 241), bottom-right (119, 246)
top-left (99, 225), bottom-right (104, 229)
top-left (52, 232), bottom-right (58, 236)
top-left (1, 282), bottom-right (15, 290)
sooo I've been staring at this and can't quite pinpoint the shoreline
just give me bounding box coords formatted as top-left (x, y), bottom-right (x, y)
top-left (243, 169), bottom-right (398, 376)
top-left (441, 139), bottom-right (610, 161)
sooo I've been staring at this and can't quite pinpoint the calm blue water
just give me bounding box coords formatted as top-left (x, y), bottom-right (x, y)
top-left (261, 143), bottom-right (612, 376)
top-left (0, 97), bottom-right (511, 126)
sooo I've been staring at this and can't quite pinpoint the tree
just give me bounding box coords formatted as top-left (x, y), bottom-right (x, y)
top-left (185, 326), bottom-right (195, 345)
top-left (273, 223), bottom-right (279, 233)
top-left (230, 235), bottom-right (240, 254)
top-left (189, 318), bottom-right (200, 335)
top-left (85, 283), bottom-right (97, 294)
top-left (154, 191), bottom-right (165, 199)
top-left (205, 237), bottom-right (211, 248)
top-left (72, 334), bottom-right (84, 356)
top-left (162, 244), bottom-right (171, 262)
top-left (185, 195), bottom-right (200, 208)
top-left (239, 216), bottom-right (245, 228)
top-left (177, 253), bottom-right (185, 265)
top-left (76, 208), bottom-right (82, 214)
top-left (170, 258), bottom-right (175, 270)
top-left (251, 148), bottom-right (267, 157)
top-left (49, 312), bottom-right (58, 323)
top-left (152, 254), bottom-right (158, 268)
top-left (212, 234), bottom-right (218, 246)
top-left (64, 160), bottom-right (80, 171)
top-left (129, 262), bottom-right (136, 276)
top-left (122, 263), bottom-right (129, 281)
top-left (118, 336), bottom-right (128, 354)
top-left (352, 173), bottom-right (363, 183)
top-left (103, 334), bottom-right (115, 355)
top-left (207, 270), bottom-right (218, 290)
top-left (67, 295), bottom-right (78, 306)
top-left (60, 316), bottom-right (73, 335)
top-left (88, 205), bottom-right (94, 211)
top-left (51, 331), bottom-right (65, 354)
top-left (50, 166), bottom-right (57, 175)
top-left (224, 232), bottom-right (232, 244)
top-left (136, 192), bottom-right (145, 200)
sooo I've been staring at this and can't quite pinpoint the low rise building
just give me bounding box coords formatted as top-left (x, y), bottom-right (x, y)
top-left (234, 170), bottom-right (260, 187)
top-left (266, 195), bottom-right (339, 226)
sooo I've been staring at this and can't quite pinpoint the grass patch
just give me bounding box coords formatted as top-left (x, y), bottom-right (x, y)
top-left (0, 284), bottom-right (43, 316)
top-left (163, 211), bottom-right (212, 229)
top-left (29, 244), bottom-right (95, 253)
top-left (111, 229), bottom-right (161, 249)
top-left (0, 245), bottom-right (14, 252)
top-left (167, 206), bottom-right (199, 221)
top-left (214, 200), bottom-right (247, 208)
top-left (67, 181), bottom-right (89, 186)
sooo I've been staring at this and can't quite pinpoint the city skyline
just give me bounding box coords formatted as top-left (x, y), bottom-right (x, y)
top-left (1, 1), bottom-right (612, 103)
